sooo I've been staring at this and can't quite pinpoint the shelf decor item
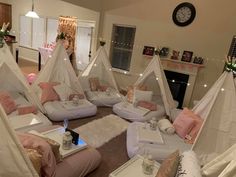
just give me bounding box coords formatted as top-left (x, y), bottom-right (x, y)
top-left (181, 50), bottom-right (193, 62)
top-left (193, 56), bottom-right (204, 65)
top-left (170, 50), bottom-right (180, 60)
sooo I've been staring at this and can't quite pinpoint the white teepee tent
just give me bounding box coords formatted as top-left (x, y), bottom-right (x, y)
top-left (192, 71), bottom-right (236, 165)
top-left (0, 105), bottom-right (39, 177)
top-left (0, 43), bottom-right (44, 112)
top-left (134, 55), bottom-right (176, 116)
top-left (79, 45), bottom-right (119, 92)
top-left (32, 41), bottom-right (85, 111)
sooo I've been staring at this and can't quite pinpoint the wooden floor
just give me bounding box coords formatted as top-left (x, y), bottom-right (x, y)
top-left (18, 59), bottom-right (38, 75)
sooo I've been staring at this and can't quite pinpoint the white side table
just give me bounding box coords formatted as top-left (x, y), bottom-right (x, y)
top-left (109, 155), bottom-right (160, 177)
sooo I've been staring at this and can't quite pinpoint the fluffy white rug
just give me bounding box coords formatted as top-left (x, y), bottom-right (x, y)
top-left (75, 114), bottom-right (129, 148)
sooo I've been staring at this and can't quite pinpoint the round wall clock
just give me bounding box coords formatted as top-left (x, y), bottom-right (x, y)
top-left (172, 2), bottom-right (196, 27)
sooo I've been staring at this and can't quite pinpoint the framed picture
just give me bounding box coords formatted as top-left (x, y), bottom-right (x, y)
top-left (181, 51), bottom-right (193, 62)
top-left (170, 50), bottom-right (180, 60)
top-left (193, 56), bottom-right (204, 64)
top-left (143, 46), bottom-right (155, 56)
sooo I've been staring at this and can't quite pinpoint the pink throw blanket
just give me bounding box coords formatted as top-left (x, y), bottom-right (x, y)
top-left (137, 101), bottom-right (157, 111)
top-left (17, 133), bottom-right (56, 177)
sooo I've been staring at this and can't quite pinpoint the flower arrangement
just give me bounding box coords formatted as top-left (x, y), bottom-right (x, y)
top-left (0, 22), bottom-right (10, 48)
top-left (224, 56), bottom-right (236, 74)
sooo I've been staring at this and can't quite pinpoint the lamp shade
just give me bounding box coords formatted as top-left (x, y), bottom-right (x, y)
top-left (25, 11), bottom-right (39, 18)
top-left (25, 0), bottom-right (39, 18)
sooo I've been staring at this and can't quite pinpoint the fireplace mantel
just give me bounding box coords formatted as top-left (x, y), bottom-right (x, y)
top-left (161, 58), bottom-right (204, 107)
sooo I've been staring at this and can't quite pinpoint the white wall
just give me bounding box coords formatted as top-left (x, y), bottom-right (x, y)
top-left (0, 0), bottom-right (100, 63)
top-left (101, 0), bottom-right (236, 106)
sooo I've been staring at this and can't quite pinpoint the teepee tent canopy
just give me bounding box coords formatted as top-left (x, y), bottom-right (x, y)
top-left (192, 71), bottom-right (236, 165)
top-left (0, 105), bottom-right (38, 177)
top-left (33, 41), bottom-right (85, 98)
top-left (134, 55), bottom-right (176, 116)
top-left (80, 46), bottom-right (119, 92)
top-left (0, 43), bottom-right (44, 112)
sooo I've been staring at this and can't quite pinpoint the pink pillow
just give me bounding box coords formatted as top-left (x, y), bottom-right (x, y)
top-left (38, 82), bottom-right (60, 104)
top-left (137, 101), bottom-right (157, 111)
top-left (173, 110), bottom-right (195, 139)
top-left (0, 91), bottom-right (17, 114)
top-left (18, 106), bottom-right (38, 115)
top-left (182, 108), bottom-right (204, 144)
top-left (17, 133), bottom-right (56, 177)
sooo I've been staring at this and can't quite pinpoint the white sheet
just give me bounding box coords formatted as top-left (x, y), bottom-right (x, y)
top-left (113, 101), bottom-right (165, 122)
top-left (43, 99), bottom-right (97, 121)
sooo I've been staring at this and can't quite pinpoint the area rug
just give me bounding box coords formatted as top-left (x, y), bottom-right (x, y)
top-left (75, 114), bottom-right (129, 148)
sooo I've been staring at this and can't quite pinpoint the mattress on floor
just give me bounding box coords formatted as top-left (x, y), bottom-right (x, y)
top-left (113, 101), bottom-right (165, 122)
top-left (43, 99), bottom-right (97, 121)
top-left (38, 125), bottom-right (101, 177)
top-left (8, 92), bottom-right (52, 132)
top-left (86, 90), bottom-right (122, 107)
top-left (126, 122), bottom-right (192, 162)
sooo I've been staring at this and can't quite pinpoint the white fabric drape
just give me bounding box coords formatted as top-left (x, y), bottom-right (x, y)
top-left (192, 71), bottom-right (236, 165)
top-left (0, 105), bottom-right (38, 177)
top-left (134, 55), bottom-right (176, 116)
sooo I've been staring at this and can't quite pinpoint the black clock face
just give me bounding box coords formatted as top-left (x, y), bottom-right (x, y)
top-left (172, 2), bottom-right (196, 27)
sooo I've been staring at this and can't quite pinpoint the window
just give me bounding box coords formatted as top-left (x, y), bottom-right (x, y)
top-left (19, 16), bottom-right (46, 49)
top-left (110, 25), bottom-right (136, 71)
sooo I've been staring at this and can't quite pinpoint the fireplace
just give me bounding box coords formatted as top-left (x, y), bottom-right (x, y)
top-left (164, 70), bottom-right (189, 108)
top-left (160, 59), bottom-right (203, 107)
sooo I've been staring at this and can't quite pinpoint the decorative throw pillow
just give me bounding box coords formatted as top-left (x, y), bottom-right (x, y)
top-left (175, 151), bottom-right (202, 177)
top-left (89, 77), bottom-right (100, 91)
top-left (0, 91), bottom-right (17, 114)
top-left (38, 82), bottom-right (60, 104)
top-left (137, 101), bottom-right (157, 111)
top-left (173, 110), bottom-right (195, 139)
top-left (17, 106), bottom-right (38, 115)
top-left (44, 137), bottom-right (62, 163)
top-left (25, 148), bottom-right (42, 176)
top-left (155, 150), bottom-right (180, 177)
top-left (134, 90), bottom-right (153, 102)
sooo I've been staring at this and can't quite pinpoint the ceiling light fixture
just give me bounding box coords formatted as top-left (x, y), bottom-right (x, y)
top-left (25, 0), bottom-right (39, 18)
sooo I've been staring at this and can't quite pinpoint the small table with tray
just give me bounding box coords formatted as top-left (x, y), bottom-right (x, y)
top-left (109, 155), bottom-right (160, 177)
top-left (41, 127), bottom-right (87, 158)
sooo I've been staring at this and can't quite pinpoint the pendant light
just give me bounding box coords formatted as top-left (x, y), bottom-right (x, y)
top-left (25, 0), bottom-right (39, 18)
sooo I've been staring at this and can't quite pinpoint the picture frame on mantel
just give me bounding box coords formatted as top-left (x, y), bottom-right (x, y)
top-left (142, 46), bottom-right (155, 56)
top-left (181, 50), bottom-right (193, 62)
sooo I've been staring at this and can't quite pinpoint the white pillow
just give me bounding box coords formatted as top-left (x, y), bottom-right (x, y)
top-left (53, 83), bottom-right (73, 101)
top-left (176, 150), bottom-right (202, 177)
top-left (133, 89), bottom-right (153, 103)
